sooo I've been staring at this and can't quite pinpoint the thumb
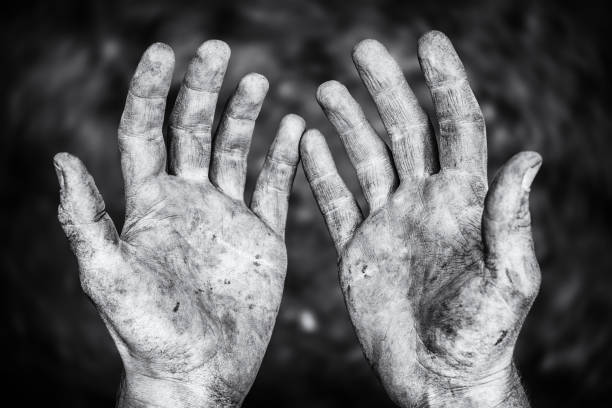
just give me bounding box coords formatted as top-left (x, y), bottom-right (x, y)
top-left (483, 151), bottom-right (542, 294)
top-left (54, 153), bottom-right (120, 266)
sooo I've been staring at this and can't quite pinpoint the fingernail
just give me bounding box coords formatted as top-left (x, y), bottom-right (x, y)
top-left (521, 158), bottom-right (542, 191)
top-left (53, 154), bottom-right (65, 190)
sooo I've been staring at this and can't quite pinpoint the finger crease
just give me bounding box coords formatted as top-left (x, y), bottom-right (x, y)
top-left (338, 118), bottom-right (375, 137)
top-left (214, 148), bottom-right (249, 160)
top-left (320, 196), bottom-right (356, 215)
top-left (370, 80), bottom-right (409, 99)
top-left (265, 155), bottom-right (297, 167)
top-left (183, 83), bottom-right (221, 94)
top-left (169, 124), bottom-right (213, 136)
top-left (308, 172), bottom-right (339, 185)
top-left (257, 185), bottom-right (289, 195)
top-left (127, 89), bottom-right (167, 100)
top-left (224, 113), bottom-right (257, 123)
top-left (354, 156), bottom-right (390, 173)
top-left (438, 116), bottom-right (485, 127)
top-left (427, 76), bottom-right (468, 92)
top-left (387, 122), bottom-right (431, 139)
top-left (118, 129), bottom-right (164, 141)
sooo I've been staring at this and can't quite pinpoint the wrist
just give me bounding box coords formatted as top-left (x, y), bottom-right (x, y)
top-left (117, 371), bottom-right (242, 408)
top-left (420, 363), bottom-right (529, 408)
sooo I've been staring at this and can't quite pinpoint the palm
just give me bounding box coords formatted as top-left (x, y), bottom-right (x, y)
top-left (302, 32), bottom-right (541, 407)
top-left (340, 171), bottom-right (526, 401)
top-left (108, 176), bottom-right (284, 390)
top-left (55, 40), bottom-right (304, 405)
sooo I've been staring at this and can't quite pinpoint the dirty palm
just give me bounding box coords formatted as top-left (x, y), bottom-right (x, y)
top-left (301, 31), bottom-right (540, 406)
top-left (55, 40), bottom-right (305, 406)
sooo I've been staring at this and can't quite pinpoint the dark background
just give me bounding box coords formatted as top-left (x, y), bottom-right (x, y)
top-left (2, 0), bottom-right (612, 406)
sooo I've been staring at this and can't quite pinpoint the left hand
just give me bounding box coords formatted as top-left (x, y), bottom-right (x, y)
top-left (55, 41), bottom-right (304, 408)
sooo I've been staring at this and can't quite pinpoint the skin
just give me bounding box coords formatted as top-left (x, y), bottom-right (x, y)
top-left (55, 41), bottom-right (305, 407)
top-left (301, 31), bottom-right (541, 407)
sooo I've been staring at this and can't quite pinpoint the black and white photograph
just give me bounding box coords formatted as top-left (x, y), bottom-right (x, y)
top-left (2, 0), bottom-right (611, 406)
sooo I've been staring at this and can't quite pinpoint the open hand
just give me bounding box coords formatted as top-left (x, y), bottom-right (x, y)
top-left (301, 31), bottom-right (540, 407)
top-left (55, 41), bottom-right (304, 408)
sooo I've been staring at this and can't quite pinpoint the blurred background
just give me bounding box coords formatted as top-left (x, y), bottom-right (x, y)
top-left (2, 0), bottom-right (612, 406)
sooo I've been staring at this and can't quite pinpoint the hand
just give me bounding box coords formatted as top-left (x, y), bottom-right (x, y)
top-left (55, 41), bottom-right (305, 408)
top-left (301, 31), bottom-right (540, 407)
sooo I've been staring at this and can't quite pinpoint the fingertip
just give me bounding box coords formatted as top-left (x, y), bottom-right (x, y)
top-left (196, 39), bottom-right (231, 61)
top-left (185, 40), bottom-right (231, 90)
top-left (279, 113), bottom-right (306, 144)
top-left (268, 114), bottom-right (305, 164)
top-left (53, 152), bottom-right (70, 189)
top-left (53, 152), bottom-right (86, 176)
top-left (351, 38), bottom-right (386, 64)
top-left (281, 113), bottom-right (306, 131)
top-left (502, 151), bottom-right (543, 179)
top-left (53, 151), bottom-right (71, 169)
top-left (486, 151), bottom-right (543, 223)
top-left (300, 128), bottom-right (326, 156)
top-left (148, 42), bottom-right (175, 57)
top-left (222, 73), bottom-right (269, 121)
top-left (316, 80), bottom-right (348, 111)
top-left (417, 30), bottom-right (450, 52)
top-left (417, 30), bottom-right (464, 85)
top-left (238, 72), bottom-right (270, 99)
top-left (418, 30), bottom-right (457, 64)
top-left (300, 129), bottom-right (335, 176)
top-left (131, 42), bottom-right (175, 97)
top-left (52, 153), bottom-right (104, 224)
top-left (510, 151), bottom-right (543, 167)
top-left (58, 154), bottom-right (91, 192)
top-left (511, 151), bottom-right (542, 190)
top-left (352, 38), bottom-right (405, 93)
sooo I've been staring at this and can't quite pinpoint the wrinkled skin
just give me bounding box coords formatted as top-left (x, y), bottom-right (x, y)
top-left (55, 41), bottom-right (305, 407)
top-left (96, 176), bottom-right (283, 404)
top-left (301, 31), bottom-right (540, 407)
top-left (341, 168), bottom-right (538, 407)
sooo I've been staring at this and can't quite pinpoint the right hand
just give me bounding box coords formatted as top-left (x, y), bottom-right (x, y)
top-left (55, 41), bottom-right (305, 408)
top-left (301, 31), bottom-right (539, 407)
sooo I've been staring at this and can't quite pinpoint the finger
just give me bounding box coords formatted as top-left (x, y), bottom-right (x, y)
top-left (352, 39), bottom-right (439, 180)
top-left (251, 114), bottom-right (305, 237)
top-left (418, 30), bottom-right (486, 178)
top-left (483, 151), bottom-right (542, 294)
top-left (300, 129), bottom-right (363, 252)
top-left (54, 153), bottom-right (120, 265)
top-left (119, 43), bottom-right (174, 194)
top-left (316, 81), bottom-right (396, 212)
top-left (210, 73), bottom-right (269, 201)
top-left (169, 40), bottom-right (230, 181)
